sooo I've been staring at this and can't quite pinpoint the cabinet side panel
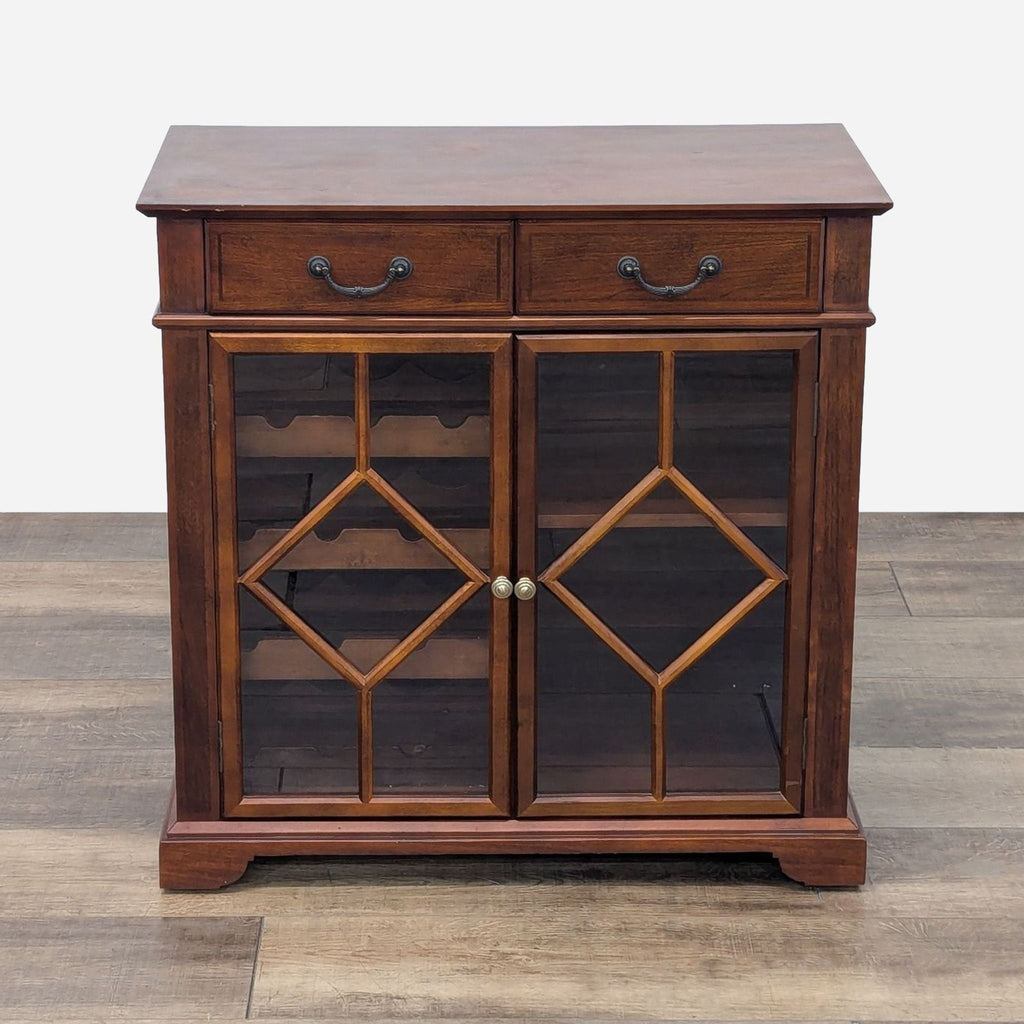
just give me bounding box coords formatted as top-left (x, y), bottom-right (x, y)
top-left (157, 219), bottom-right (206, 313)
top-left (823, 217), bottom-right (872, 310)
top-left (162, 329), bottom-right (220, 820)
top-left (805, 327), bottom-right (865, 817)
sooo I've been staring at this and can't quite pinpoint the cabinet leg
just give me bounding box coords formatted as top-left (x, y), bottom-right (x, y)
top-left (775, 835), bottom-right (867, 886)
top-left (159, 839), bottom-right (253, 890)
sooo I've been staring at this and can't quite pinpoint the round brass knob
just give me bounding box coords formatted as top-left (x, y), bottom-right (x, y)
top-left (490, 576), bottom-right (513, 599)
top-left (514, 577), bottom-right (537, 601)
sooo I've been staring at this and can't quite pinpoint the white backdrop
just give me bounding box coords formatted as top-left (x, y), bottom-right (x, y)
top-left (1, 0), bottom-right (1020, 512)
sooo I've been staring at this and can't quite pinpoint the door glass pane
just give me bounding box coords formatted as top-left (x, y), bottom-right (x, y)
top-left (260, 488), bottom-right (467, 674)
top-left (372, 590), bottom-right (490, 796)
top-left (668, 352), bottom-right (791, 792)
top-left (534, 346), bottom-right (795, 801)
top-left (536, 589), bottom-right (651, 795)
top-left (370, 353), bottom-right (491, 568)
top-left (666, 586), bottom-right (786, 793)
top-left (232, 348), bottom-right (493, 803)
top-left (536, 352), bottom-right (658, 796)
top-left (557, 481), bottom-right (766, 671)
top-left (675, 351), bottom-right (793, 511)
top-left (538, 351), bottom-right (659, 517)
top-left (235, 353), bottom-right (356, 568)
top-left (239, 614), bottom-right (359, 796)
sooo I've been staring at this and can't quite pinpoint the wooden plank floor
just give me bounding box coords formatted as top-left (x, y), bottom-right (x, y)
top-left (0, 512), bottom-right (1022, 1022)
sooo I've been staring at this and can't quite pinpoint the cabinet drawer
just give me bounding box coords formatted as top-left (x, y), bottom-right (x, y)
top-left (208, 221), bottom-right (513, 314)
top-left (516, 219), bottom-right (822, 313)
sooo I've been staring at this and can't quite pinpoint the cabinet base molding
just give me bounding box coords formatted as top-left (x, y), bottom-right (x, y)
top-left (159, 792), bottom-right (866, 890)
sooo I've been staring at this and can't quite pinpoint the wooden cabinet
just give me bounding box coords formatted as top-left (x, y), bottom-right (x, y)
top-left (139, 125), bottom-right (890, 889)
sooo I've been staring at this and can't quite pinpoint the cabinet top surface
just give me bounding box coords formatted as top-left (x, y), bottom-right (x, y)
top-left (137, 124), bottom-right (891, 216)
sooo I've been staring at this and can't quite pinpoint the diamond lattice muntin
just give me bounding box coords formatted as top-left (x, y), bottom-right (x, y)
top-left (237, 352), bottom-right (487, 691)
top-left (241, 470), bottom-right (486, 689)
top-left (539, 362), bottom-right (788, 693)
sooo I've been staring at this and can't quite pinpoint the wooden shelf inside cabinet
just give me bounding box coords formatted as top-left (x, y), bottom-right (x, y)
top-left (238, 528), bottom-right (491, 571)
top-left (538, 499), bottom-right (788, 529)
top-left (235, 414), bottom-right (490, 459)
top-left (144, 124), bottom-right (888, 889)
top-left (241, 636), bottom-right (490, 681)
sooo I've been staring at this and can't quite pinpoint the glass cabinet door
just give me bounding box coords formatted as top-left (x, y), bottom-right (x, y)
top-left (211, 334), bottom-right (512, 817)
top-left (516, 333), bottom-right (817, 816)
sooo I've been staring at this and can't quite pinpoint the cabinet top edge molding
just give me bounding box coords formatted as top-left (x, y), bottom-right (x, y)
top-left (137, 124), bottom-right (892, 216)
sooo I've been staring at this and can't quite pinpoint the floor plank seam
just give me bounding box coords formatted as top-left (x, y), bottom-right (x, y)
top-left (888, 560), bottom-right (914, 616)
top-left (245, 915), bottom-right (264, 1020)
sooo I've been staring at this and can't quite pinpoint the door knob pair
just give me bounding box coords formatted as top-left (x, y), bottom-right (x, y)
top-left (490, 576), bottom-right (537, 601)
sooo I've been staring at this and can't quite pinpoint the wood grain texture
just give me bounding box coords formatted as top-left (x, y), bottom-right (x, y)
top-left (138, 125), bottom-right (892, 214)
top-left (488, 336), bottom-right (514, 815)
top-left (208, 336), bottom-right (244, 814)
top-left (0, 829), bottom-right (822, 917)
top-left (161, 330), bottom-right (219, 821)
top-left (0, 562), bottom-right (169, 615)
top-left (853, 616), bottom-right (1024, 677)
top-left (247, 912), bottom-right (1023, 1021)
top-left (804, 327), bottom-right (866, 818)
top-left (859, 513), bottom-right (1024, 561)
top-left (156, 310), bottom-right (876, 331)
top-left (516, 218), bottom-right (823, 313)
top-left (892, 561), bottom-right (1024, 616)
top-left (0, 679), bottom-right (171, 752)
top-left (855, 562), bottom-right (911, 616)
top-left (514, 340), bottom-right (538, 814)
top-left (0, 614), bottom-right (170, 679)
top-left (780, 332), bottom-right (819, 808)
top-left (852, 677), bottom-right (1024, 748)
top-left (3, 746), bottom-right (172, 828)
top-left (851, 747), bottom-right (1024, 827)
top-left (164, 796), bottom-right (849, 866)
top-left (823, 827), bottom-right (1024, 919)
top-left (156, 218), bottom-right (205, 312)
top-left (208, 220), bottom-right (512, 314)
top-left (8, 513), bottom-right (1024, 1020)
top-left (0, 916), bottom-right (259, 1020)
top-left (823, 215), bottom-right (873, 309)
top-left (0, 513), bottom-right (167, 560)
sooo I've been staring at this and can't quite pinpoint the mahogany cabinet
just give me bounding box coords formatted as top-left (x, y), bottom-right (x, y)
top-left (138, 125), bottom-right (891, 889)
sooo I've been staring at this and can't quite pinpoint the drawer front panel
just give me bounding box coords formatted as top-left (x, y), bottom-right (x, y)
top-left (517, 219), bottom-right (822, 313)
top-left (208, 221), bottom-right (513, 314)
